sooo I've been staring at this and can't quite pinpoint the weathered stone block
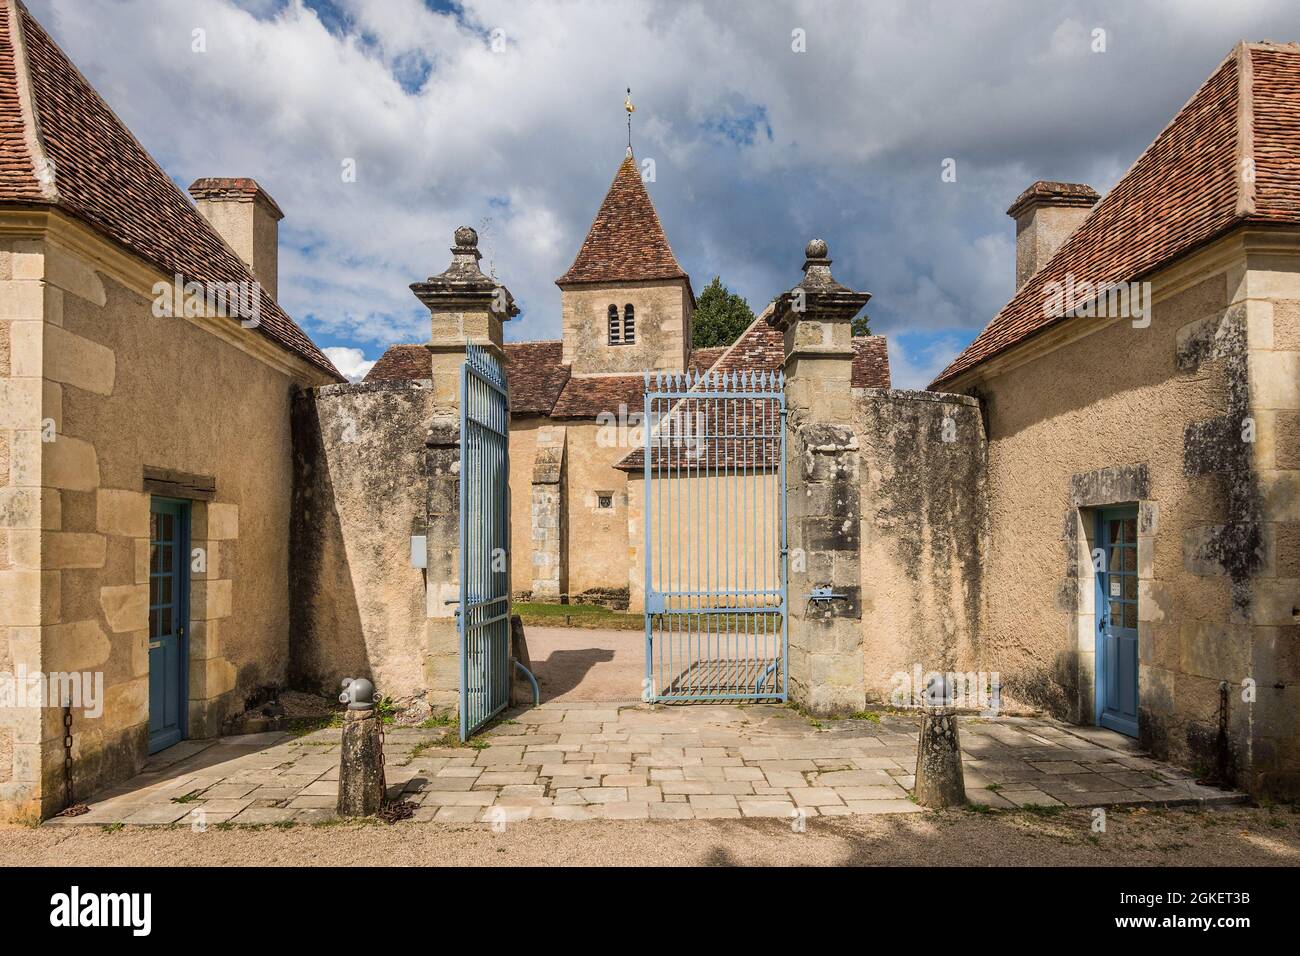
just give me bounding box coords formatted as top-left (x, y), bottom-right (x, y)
top-left (99, 583), bottom-right (147, 633)
top-left (95, 489), bottom-right (149, 538)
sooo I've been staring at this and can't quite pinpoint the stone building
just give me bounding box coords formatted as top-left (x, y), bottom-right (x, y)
top-left (1, 0), bottom-right (1297, 823)
top-left (0, 1), bottom-right (343, 819)
top-left (365, 151), bottom-right (893, 612)
top-left (931, 42), bottom-right (1300, 797)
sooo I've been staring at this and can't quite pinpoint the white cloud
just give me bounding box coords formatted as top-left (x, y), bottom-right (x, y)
top-left (24, 0), bottom-right (1300, 376)
top-left (323, 346), bottom-right (376, 382)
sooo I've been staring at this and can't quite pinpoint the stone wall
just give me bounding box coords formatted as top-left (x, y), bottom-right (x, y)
top-left (854, 388), bottom-right (987, 704)
top-left (289, 379), bottom-right (434, 701)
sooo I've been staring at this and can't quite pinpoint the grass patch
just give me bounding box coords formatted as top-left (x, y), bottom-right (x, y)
top-left (170, 790), bottom-right (202, 804)
top-left (848, 711), bottom-right (881, 723)
top-left (417, 713), bottom-right (457, 729)
top-left (514, 601), bottom-right (642, 631)
top-left (99, 822), bottom-right (124, 833)
top-left (1021, 804), bottom-right (1067, 818)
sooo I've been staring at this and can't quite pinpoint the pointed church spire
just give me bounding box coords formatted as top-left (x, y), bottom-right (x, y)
top-left (556, 150), bottom-right (687, 286)
top-left (625, 87), bottom-right (635, 153)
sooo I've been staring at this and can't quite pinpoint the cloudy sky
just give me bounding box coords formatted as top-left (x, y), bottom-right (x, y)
top-left (26, 0), bottom-right (1300, 385)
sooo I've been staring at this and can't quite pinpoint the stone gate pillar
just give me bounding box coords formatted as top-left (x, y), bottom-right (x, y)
top-left (410, 227), bottom-right (516, 708)
top-left (770, 239), bottom-right (870, 715)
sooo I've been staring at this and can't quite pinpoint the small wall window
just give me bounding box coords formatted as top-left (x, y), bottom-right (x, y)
top-left (623, 304), bottom-right (635, 344)
top-left (596, 493), bottom-right (614, 510)
top-left (607, 304), bottom-right (621, 344)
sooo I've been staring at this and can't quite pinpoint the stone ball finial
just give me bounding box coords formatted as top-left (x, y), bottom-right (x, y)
top-left (805, 238), bottom-right (828, 260)
top-left (454, 225), bottom-right (478, 248)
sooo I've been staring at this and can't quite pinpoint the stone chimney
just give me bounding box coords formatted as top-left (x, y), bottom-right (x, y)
top-left (189, 178), bottom-right (285, 300)
top-left (1006, 181), bottom-right (1099, 288)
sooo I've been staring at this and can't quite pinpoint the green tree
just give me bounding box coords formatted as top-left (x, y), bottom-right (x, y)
top-left (692, 276), bottom-right (755, 347)
top-left (851, 313), bottom-right (871, 337)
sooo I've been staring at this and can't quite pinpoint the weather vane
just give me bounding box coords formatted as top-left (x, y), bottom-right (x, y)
top-left (625, 86), bottom-right (635, 153)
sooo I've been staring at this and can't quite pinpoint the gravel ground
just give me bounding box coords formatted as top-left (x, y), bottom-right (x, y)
top-left (3, 805), bottom-right (1297, 867)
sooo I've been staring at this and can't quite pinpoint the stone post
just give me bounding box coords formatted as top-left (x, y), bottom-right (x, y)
top-left (914, 676), bottom-right (967, 808)
top-left (337, 678), bottom-right (385, 816)
top-left (770, 239), bottom-right (869, 715)
top-left (409, 227), bottom-right (517, 710)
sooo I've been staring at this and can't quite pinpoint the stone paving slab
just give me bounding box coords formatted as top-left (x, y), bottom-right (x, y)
top-left (45, 704), bottom-right (1246, 828)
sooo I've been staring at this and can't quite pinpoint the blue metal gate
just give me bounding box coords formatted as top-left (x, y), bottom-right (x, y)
top-left (459, 345), bottom-right (511, 739)
top-left (643, 370), bottom-right (787, 702)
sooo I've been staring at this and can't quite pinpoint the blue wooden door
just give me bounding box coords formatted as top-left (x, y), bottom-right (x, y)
top-left (148, 498), bottom-right (189, 754)
top-left (1096, 506), bottom-right (1139, 737)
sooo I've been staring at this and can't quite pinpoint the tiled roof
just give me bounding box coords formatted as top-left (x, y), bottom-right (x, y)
top-left (503, 341), bottom-right (570, 415)
top-left (852, 334), bottom-right (891, 388)
top-left (364, 341), bottom-right (573, 417)
top-left (550, 373), bottom-right (645, 420)
top-left (0, 2), bottom-right (342, 382)
top-left (688, 346), bottom-right (727, 373)
top-left (557, 152), bottom-right (689, 287)
top-left (614, 314), bottom-right (892, 469)
top-left (363, 344), bottom-right (427, 383)
top-left (932, 42), bottom-right (1300, 389)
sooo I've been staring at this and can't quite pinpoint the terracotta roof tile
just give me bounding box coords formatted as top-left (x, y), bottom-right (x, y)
top-left (932, 43), bottom-right (1300, 389)
top-left (851, 335), bottom-right (891, 388)
top-left (688, 346), bottom-right (727, 373)
top-left (557, 153), bottom-right (689, 287)
top-left (363, 344), bottom-right (428, 383)
top-left (550, 373), bottom-right (645, 419)
top-left (0, 2), bottom-right (342, 381)
top-left (502, 341), bottom-right (570, 415)
top-left (365, 341), bottom-right (573, 417)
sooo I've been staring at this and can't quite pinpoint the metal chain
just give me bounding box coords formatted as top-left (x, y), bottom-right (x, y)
top-left (62, 705), bottom-right (74, 807)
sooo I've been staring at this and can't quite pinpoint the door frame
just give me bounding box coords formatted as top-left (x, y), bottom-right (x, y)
top-left (148, 496), bottom-right (191, 753)
top-left (1094, 504), bottom-right (1139, 737)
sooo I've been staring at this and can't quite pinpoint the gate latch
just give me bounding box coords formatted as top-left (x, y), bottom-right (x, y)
top-left (807, 586), bottom-right (847, 603)
top-left (646, 591), bottom-right (666, 615)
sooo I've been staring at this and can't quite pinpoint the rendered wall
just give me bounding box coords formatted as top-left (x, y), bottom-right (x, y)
top-left (290, 380), bottom-right (434, 701)
top-left (854, 388), bottom-right (988, 704)
top-left (562, 420), bottom-right (634, 605)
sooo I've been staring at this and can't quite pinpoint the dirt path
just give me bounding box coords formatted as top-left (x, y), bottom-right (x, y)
top-left (4, 806), bottom-right (1296, 867)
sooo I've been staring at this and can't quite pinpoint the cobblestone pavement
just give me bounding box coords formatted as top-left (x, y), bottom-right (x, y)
top-left (46, 703), bottom-right (1244, 828)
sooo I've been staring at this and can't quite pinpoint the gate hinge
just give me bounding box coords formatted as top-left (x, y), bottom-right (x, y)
top-left (807, 586), bottom-right (847, 603)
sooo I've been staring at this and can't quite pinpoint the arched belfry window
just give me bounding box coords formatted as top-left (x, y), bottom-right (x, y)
top-left (607, 304), bottom-right (620, 344)
top-left (623, 304), bottom-right (635, 344)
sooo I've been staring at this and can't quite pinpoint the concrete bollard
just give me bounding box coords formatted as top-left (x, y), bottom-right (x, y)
top-left (913, 675), bottom-right (967, 808)
top-left (337, 678), bottom-right (386, 817)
